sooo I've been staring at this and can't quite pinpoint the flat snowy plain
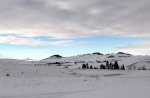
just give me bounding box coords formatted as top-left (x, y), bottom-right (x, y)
top-left (0, 58), bottom-right (150, 98)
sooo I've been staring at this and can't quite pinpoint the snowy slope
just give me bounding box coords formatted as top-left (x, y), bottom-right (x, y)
top-left (41, 53), bottom-right (150, 70)
top-left (0, 53), bottom-right (150, 98)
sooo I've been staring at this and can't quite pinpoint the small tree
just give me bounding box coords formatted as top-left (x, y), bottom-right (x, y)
top-left (86, 63), bottom-right (89, 69)
top-left (106, 61), bottom-right (109, 69)
top-left (100, 64), bottom-right (105, 69)
top-left (110, 62), bottom-right (113, 69)
top-left (90, 65), bottom-right (93, 69)
top-left (87, 65), bottom-right (89, 69)
top-left (114, 61), bottom-right (119, 69)
top-left (121, 65), bottom-right (125, 70)
top-left (82, 64), bottom-right (86, 69)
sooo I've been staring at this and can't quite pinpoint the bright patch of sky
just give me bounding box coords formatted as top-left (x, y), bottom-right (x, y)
top-left (0, 35), bottom-right (149, 60)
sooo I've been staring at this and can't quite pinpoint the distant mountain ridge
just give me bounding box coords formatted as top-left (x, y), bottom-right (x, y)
top-left (41, 52), bottom-right (150, 70)
top-left (44, 52), bottom-right (131, 60)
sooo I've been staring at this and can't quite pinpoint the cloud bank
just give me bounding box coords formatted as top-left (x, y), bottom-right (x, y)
top-left (116, 41), bottom-right (150, 55)
top-left (0, 36), bottom-right (77, 46)
top-left (0, 0), bottom-right (149, 38)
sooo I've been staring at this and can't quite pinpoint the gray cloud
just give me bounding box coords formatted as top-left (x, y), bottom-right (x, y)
top-left (0, 0), bottom-right (150, 38)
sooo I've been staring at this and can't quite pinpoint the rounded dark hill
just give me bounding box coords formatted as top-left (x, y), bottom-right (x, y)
top-left (92, 52), bottom-right (103, 55)
top-left (51, 55), bottom-right (62, 58)
top-left (43, 54), bottom-right (63, 60)
top-left (117, 52), bottom-right (132, 56)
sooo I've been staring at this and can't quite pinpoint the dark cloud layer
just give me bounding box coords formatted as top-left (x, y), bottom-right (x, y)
top-left (0, 0), bottom-right (150, 38)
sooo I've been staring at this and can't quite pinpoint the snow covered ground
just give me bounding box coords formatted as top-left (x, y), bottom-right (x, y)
top-left (0, 53), bottom-right (150, 98)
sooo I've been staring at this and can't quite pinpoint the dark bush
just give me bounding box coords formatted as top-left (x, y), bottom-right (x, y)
top-left (121, 65), bottom-right (125, 70)
top-left (82, 64), bottom-right (87, 69)
top-left (6, 73), bottom-right (10, 76)
top-left (100, 64), bottom-right (105, 69)
top-left (90, 65), bottom-right (93, 69)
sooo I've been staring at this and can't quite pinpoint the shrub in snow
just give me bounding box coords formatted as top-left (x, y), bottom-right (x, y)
top-left (94, 67), bottom-right (98, 69)
top-left (141, 65), bottom-right (147, 70)
top-left (138, 66), bottom-right (147, 70)
top-left (87, 65), bottom-right (89, 69)
top-left (82, 63), bottom-right (89, 69)
top-left (120, 65), bottom-right (125, 70)
top-left (106, 61), bottom-right (111, 69)
top-left (6, 73), bottom-right (10, 76)
top-left (100, 64), bottom-right (105, 69)
top-left (90, 65), bottom-right (93, 69)
top-left (110, 62), bottom-right (114, 69)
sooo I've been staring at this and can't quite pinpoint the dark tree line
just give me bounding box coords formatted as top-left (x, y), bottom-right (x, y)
top-left (82, 63), bottom-right (98, 69)
top-left (100, 61), bottom-right (125, 70)
top-left (82, 61), bottom-right (125, 70)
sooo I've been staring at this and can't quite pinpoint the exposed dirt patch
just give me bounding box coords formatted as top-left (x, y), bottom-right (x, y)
top-left (71, 72), bottom-right (100, 79)
top-left (71, 72), bottom-right (82, 77)
top-left (104, 73), bottom-right (122, 77)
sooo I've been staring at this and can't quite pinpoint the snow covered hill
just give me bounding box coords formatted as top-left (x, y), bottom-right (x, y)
top-left (41, 52), bottom-right (150, 70)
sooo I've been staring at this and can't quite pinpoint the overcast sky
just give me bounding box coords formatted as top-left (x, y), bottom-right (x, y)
top-left (0, 0), bottom-right (150, 59)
